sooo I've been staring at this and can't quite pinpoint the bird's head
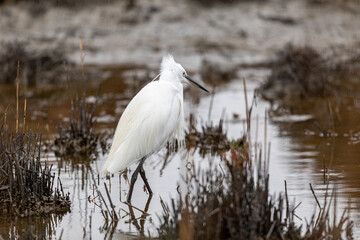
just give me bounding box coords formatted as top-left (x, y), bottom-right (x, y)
top-left (160, 54), bottom-right (209, 93)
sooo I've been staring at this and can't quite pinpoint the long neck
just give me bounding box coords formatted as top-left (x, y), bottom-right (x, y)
top-left (159, 70), bottom-right (183, 93)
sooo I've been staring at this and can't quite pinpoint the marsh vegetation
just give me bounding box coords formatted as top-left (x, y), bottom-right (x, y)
top-left (0, 0), bottom-right (359, 239)
top-left (0, 128), bottom-right (70, 217)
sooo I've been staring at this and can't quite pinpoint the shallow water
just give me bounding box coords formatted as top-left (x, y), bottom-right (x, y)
top-left (0, 67), bottom-right (359, 238)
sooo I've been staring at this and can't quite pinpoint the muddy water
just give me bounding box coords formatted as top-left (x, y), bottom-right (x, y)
top-left (0, 67), bottom-right (359, 239)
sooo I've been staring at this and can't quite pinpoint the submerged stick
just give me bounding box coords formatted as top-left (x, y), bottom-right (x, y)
top-left (97, 190), bottom-right (111, 217)
top-left (284, 180), bottom-right (289, 224)
top-left (104, 182), bottom-right (118, 220)
top-left (309, 183), bottom-right (321, 210)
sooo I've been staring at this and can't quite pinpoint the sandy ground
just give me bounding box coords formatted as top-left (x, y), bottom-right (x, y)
top-left (0, 0), bottom-right (359, 73)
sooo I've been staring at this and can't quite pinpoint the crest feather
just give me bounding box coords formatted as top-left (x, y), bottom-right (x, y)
top-left (161, 54), bottom-right (177, 72)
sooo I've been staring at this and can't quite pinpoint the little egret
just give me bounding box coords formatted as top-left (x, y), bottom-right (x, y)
top-left (102, 55), bottom-right (208, 203)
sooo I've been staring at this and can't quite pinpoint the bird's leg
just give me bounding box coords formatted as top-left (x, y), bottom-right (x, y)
top-left (140, 167), bottom-right (153, 195)
top-left (126, 162), bottom-right (142, 203)
top-left (138, 157), bottom-right (153, 195)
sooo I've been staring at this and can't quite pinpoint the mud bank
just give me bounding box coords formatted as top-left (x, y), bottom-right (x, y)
top-left (0, 0), bottom-right (359, 73)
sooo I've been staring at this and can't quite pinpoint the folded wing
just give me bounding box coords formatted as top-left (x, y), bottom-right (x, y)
top-left (102, 81), bottom-right (182, 174)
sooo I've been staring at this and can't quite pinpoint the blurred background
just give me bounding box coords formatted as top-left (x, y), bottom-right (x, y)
top-left (0, 0), bottom-right (359, 239)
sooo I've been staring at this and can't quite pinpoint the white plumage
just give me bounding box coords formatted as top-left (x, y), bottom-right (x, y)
top-left (102, 80), bottom-right (184, 173)
top-left (101, 55), bottom-right (208, 202)
top-left (102, 55), bottom-right (186, 174)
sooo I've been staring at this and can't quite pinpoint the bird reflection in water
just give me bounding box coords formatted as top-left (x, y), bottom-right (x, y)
top-left (101, 195), bottom-right (153, 239)
top-left (125, 195), bottom-right (153, 236)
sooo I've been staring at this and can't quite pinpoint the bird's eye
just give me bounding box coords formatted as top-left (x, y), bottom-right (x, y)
top-left (183, 72), bottom-right (186, 77)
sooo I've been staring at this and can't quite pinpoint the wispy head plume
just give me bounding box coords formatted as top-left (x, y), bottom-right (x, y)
top-left (161, 54), bottom-right (177, 73)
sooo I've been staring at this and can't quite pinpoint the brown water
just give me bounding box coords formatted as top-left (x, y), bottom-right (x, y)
top-left (0, 67), bottom-right (359, 239)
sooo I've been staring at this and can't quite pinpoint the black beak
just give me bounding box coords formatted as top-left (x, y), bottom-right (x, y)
top-left (185, 75), bottom-right (209, 93)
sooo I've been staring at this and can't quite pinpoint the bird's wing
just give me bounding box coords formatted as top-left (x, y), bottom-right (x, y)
top-left (102, 81), bottom-right (182, 174)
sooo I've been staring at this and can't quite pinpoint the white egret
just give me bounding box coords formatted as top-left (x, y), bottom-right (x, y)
top-left (102, 55), bottom-right (208, 203)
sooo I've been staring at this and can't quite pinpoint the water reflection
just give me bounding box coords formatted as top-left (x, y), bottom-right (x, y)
top-left (271, 95), bottom-right (360, 201)
top-left (0, 214), bottom-right (67, 239)
top-left (126, 195), bottom-right (153, 236)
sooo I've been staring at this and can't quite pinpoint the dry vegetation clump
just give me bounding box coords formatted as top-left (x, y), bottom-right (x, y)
top-left (262, 44), bottom-right (328, 101)
top-left (0, 42), bottom-right (67, 86)
top-left (157, 137), bottom-right (354, 240)
top-left (261, 44), bottom-right (360, 102)
top-left (185, 114), bottom-right (228, 156)
top-left (53, 82), bottom-right (108, 160)
top-left (0, 129), bottom-right (70, 217)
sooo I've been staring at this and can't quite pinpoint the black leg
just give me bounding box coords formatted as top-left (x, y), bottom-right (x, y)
top-left (127, 163), bottom-right (142, 203)
top-left (140, 167), bottom-right (153, 195)
top-left (126, 157), bottom-right (147, 203)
